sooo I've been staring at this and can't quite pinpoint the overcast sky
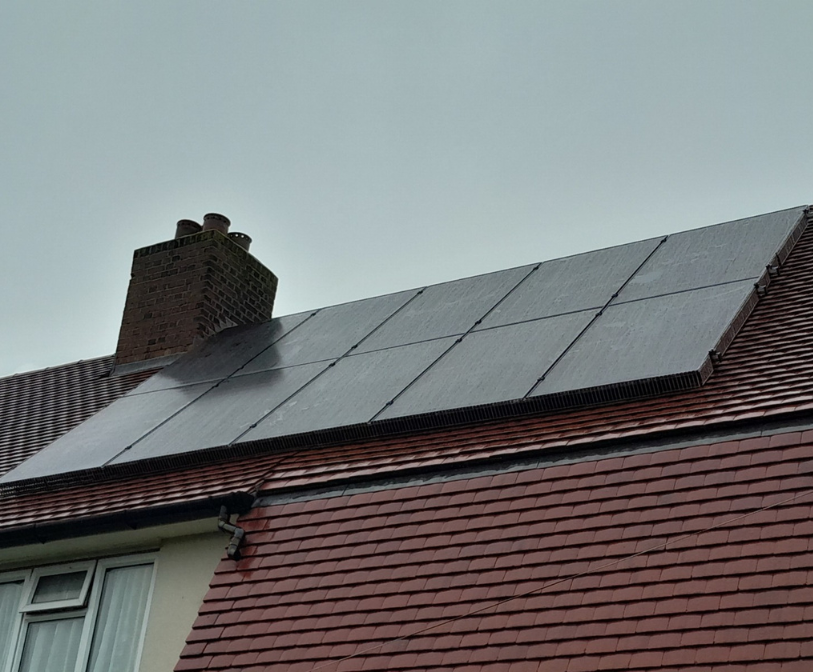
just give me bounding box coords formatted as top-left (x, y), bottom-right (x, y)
top-left (2, 1), bottom-right (812, 376)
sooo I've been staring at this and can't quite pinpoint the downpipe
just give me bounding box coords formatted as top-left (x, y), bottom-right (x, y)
top-left (217, 506), bottom-right (245, 560)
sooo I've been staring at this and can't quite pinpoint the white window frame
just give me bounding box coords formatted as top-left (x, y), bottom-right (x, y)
top-left (0, 570), bottom-right (29, 672)
top-left (1, 553), bottom-right (156, 672)
top-left (9, 609), bottom-right (88, 672)
top-left (20, 560), bottom-right (96, 613)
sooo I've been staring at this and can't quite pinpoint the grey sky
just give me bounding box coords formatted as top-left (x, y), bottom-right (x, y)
top-left (2, 1), bottom-right (812, 376)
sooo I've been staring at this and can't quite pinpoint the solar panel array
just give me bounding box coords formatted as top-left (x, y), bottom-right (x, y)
top-left (2, 206), bottom-right (805, 484)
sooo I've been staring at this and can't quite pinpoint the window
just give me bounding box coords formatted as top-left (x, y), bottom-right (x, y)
top-left (0, 554), bottom-right (155, 672)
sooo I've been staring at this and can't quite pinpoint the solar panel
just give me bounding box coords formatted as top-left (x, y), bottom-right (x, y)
top-left (242, 338), bottom-right (457, 441)
top-left (475, 238), bottom-right (662, 330)
top-left (354, 265), bottom-right (534, 353)
top-left (615, 207), bottom-right (804, 303)
top-left (532, 280), bottom-right (757, 396)
top-left (237, 289), bottom-right (419, 375)
top-left (111, 362), bottom-right (330, 463)
top-left (379, 310), bottom-right (597, 419)
top-left (0, 382), bottom-right (216, 483)
top-left (131, 312), bottom-right (312, 394)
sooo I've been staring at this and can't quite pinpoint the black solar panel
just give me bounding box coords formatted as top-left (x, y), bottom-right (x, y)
top-left (354, 265), bottom-right (534, 353)
top-left (5, 381), bottom-right (215, 481)
top-left (532, 280), bottom-right (758, 396)
top-left (475, 237), bottom-right (661, 330)
top-left (615, 208), bottom-right (802, 303)
top-left (378, 311), bottom-right (596, 419)
top-left (111, 362), bottom-right (330, 463)
top-left (243, 338), bottom-right (457, 441)
top-left (237, 289), bottom-right (418, 374)
top-left (132, 312), bottom-right (312, 393)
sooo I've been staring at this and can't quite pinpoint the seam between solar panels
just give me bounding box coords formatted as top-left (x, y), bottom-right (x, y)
top-left (222, 310), bottom-right (321, 378)
top-left (223, 287), bottom-right (429, 446)
top-left (524, 235), bottom-right (669, 398)
top-left (465, 305), bottom-right (608, 335)
top-left (367, 263), bottom-right (542, 423)
top-left (606, 276), bottom-right (770, 308)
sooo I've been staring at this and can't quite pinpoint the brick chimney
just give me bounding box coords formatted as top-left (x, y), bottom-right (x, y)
top-left (114, 214), bottom-right (278, 366)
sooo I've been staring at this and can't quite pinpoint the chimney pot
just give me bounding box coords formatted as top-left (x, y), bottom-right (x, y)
top-left (228, 232), bottom-right (252, 252)
top-left (202, 213), bottom-right (231, 235)
top-left (175, 219), bottom-right (202, 239)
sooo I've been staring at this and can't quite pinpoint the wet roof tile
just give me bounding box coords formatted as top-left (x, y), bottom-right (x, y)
top-left (176, 429), bottom-right (813, 671)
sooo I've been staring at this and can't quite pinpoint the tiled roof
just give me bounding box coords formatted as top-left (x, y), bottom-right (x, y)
top-left (0, 451), bottom-right (281, 537)
top-left (178, 429), bottom-right (813, 671)
top-left (3, 215), bottom-right (813, 529)
top-left (6, 208), bottom-right (805, 486)
top-left (0, 356), bottom-right (156, 476)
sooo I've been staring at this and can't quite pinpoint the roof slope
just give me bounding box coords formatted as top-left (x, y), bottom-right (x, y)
top-left (0, 356), bottom-right (156, 476)
top-left (4, 207), bottom-right (805, 486)
top-left (178, 429), bottom-right (813, 672)
top-left (3, 207), bottom-right (813, 532)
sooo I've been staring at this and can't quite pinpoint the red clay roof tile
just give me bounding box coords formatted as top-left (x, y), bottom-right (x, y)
top-left (174, 429), bottom-right (813, 670)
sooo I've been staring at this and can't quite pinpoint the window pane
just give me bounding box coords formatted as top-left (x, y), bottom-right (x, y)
top-left (87, 564), bottom-right (153, 672)
top-left (32, 571), bottom-right (87, 604)
top-left (18, 616), bottom-right (84, 672)
top-left (0, 581), bottom-right (23, 670)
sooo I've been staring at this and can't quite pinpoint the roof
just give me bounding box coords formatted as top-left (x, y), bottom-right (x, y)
top-left (2, 205), bottom-right (813, 538)
top-left (2, 206), bottom-right (807, 487)
top-left (0, 356), bottom-right (156, 476)
top-left (178, 428), bottom-right (813, 671)
top-left (3, 205), bottom-right (813, 670)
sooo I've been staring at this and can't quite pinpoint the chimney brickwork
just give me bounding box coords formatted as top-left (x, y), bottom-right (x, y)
top-left (115, 229), bottom-right (278, 366)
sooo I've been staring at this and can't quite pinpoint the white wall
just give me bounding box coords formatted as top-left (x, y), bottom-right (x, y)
top-left (138, 532), bottom-right (226, 672)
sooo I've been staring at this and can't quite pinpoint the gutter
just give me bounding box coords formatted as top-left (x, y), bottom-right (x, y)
top-left (0, 492), bottom-right (255, 550)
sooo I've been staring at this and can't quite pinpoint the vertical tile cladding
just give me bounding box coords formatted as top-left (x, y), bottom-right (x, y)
top-left (178, 431), bottom-right (813, 671)
top-left (114, 230), bottom-right (278, 366)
